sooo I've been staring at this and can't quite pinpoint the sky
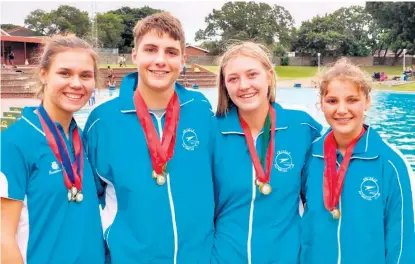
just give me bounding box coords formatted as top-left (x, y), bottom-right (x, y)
top-left (0, 0), bottom-right (365, 45)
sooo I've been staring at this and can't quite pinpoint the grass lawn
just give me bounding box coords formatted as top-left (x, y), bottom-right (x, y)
top-left (201, 65), bottom-right (405, 78)
top-left (202, 65), bottom-right (219, 73)
top-left (373, 82), bottom-right (415, 91)
top-left (274, 66), bottom-right (317, 80)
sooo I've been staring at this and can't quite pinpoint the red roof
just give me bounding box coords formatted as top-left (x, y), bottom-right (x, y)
top-left (0, 29), bottom-right (10, 36)
top-left (7, 26), bottom-right (30, 34)
top-left (186, 45), bottom-right (209, 53)
top-left (1, 35), bottom-right (43, 44)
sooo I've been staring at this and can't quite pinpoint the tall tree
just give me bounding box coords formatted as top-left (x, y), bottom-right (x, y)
top-left (293, 15), bottom-right (354, 57)
top-left (366, 2), bottom-right (415, 63)
top-left (292, 5), bottom-right (385, 57)
top-left (107, 6), bottom-right (163, 53)
top-left (95, 13), bottom-right (124, 48)
top-left (24, 5), bottom-right (90, 36)
top-left (51, 5), bottom-right (91, 37)
top-left (195, 1), bottom-right (294, 48)
top-left (24, 9), bottom-right (49, 35)
top-left (332, 6), bottom-right (378, 56)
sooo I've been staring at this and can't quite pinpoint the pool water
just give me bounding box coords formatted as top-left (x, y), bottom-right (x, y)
top-left (74, 88), bottom-right (415, 171)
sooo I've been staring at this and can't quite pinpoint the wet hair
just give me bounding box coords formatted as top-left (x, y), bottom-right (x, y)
top-left (133, 12), bottom-right (186, 53)
top-left (216, 41), bottom-right (276, 116)
top-left (35, 34), bottom-right (99, 98)
top-left (314, 57), bottom-right (372, 98)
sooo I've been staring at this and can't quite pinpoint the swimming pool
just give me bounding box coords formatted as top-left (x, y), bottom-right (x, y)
top-left (74, 88), bottom-right (415, 171)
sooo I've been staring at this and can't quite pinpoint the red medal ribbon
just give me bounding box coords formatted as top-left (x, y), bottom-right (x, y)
top-left (239, 105), bottom-right (276, 184)
top-left (133, 89), bottom-right (180, 174)
top-left (323, 127), bottom-right (366, 213)
top-left (37, 108), bottom-right (83, 191)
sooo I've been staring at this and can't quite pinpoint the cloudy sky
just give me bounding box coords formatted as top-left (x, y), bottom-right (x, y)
top-left (0, 0), bottom-right (364, 44)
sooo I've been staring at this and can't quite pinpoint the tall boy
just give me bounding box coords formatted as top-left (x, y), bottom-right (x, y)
top-left (84, 12), bottom-right (214, 264)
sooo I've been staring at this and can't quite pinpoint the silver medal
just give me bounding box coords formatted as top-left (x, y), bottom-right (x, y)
top-left (67, 190), bottom-right (73, 201)
top-left (75, 192), bottom-right (84, 202)
top-left (71, 186), bottom-right (78, 196)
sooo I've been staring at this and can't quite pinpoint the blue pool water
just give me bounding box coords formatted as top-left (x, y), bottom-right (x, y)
top-left (75, 88), bottom-right (415, 171)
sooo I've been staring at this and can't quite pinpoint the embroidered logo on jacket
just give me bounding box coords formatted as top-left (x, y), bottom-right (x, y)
top-left (49, 161), bottom-right (62, 175)
top-left (359, 177), bottom-right (380, 200)
top-left (182, 128), bottom-right (199, 151)
top-left (274, 150), bottom-right (294, 172)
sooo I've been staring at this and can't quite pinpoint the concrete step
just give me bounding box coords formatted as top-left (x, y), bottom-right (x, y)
top-left (1, 79), bottom-right (34, 85)
top-left (1, 93), bottom-right (36, 99)
top-left (1, 75), bottom-right (31, 81)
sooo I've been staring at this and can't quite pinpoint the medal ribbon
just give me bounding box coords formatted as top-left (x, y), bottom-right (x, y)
top-left (133, 89), bottom-right (180, 174)
top-left (260, 113), bottom-right (271, 168)
top-left (323, 127), bottom-right (366, 212)
top-left (239, 105), bottom-right (276, 183)
top-left (37, 105), bottom-right (83, 191)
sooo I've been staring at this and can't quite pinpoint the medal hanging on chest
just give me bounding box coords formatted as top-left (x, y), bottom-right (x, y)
top-left (37, 105), bottom-right (84, 203)
top-left (239, 105), bottom-right (276, 195)
top-left (133, 89), bottom-right (180, 186)
top-left (323, 127), bottom-right (366, 219)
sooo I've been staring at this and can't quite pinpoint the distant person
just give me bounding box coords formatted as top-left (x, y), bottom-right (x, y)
top-left (107, 65), bottom-right (115, 82)
top-left (182, 64), bottom-right (187, 76)
top-left (301, 58), bottom-right (415, 264)
top-left (8, 51), bottom-right (15, 66)
top-left (379, 72), bottom-right (387, 81)
top-left (89, 88), bottom-right (97, 106)
top-left (401, 72), bottom-right (408, 81)
top-left (118, 55), bottom-right (123, 67)
top-left (107, 80), bottom-right (116, 96)
top-left (122, 54), bottom-right (127, 67)
top-left (0, 34), bottom-right (105, 264)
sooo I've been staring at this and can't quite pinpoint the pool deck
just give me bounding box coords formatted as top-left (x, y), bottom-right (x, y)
top-left (276, 78), bottom-right (315, 88)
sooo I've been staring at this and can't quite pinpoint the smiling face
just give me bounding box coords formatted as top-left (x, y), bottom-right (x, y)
top-left (132, 30), bottom-right (186, 93)
top-left (321, 78), bottom-right (371, 139)
top-left (223, 55), bottom-right (272, 115)
top-left (40, 49), bottom-right (95, 115)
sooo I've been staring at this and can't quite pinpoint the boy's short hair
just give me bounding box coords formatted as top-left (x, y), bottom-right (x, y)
top-left (133, 12), bottom-right (185, 53)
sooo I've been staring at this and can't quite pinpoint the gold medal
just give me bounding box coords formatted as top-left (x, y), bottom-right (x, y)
top-left (75, 192), bottom-right (84, 202)
top-left (258, 182), bottom-right (272, 195)
top-left (330, 208), bottom-right (341, 219)
top-left (156, 175), bottom-right (166, 186)
top-left (255, 179), bottom-right (261, 186)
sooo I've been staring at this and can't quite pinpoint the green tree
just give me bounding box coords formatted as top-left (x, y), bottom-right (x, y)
top-left (366, 2), bottom-right (415, 63)
top-left (292, 6), bottom-right (380, 57)
top-left (107, 6), bottom-right (163, 53)
top-left (272, 43), bottom-right (287, 57)
top-left (24, 9), bottom-right (49, 35)
top-left (95, 13), bottom-right (124, 48)
top-left (293, 15), bottom-right (353, 57)
top-left (332, 6), bottom-right (378, 56)
top-left (195, 1), bottom-right (294, 46)
top-left (1, 24), bottom-right (20, 31)
top-left (24, 5), bottom-right (90, 36)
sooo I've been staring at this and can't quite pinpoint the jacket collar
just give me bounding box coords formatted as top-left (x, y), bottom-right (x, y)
top-left (311, 125), bottom-right (380, 160)
top-left (21, 106), bottom-right (78, 137)
top-left (118, 72), bottom-right (195, 113)
top-left (217, 103), bottom-right (289, 135)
